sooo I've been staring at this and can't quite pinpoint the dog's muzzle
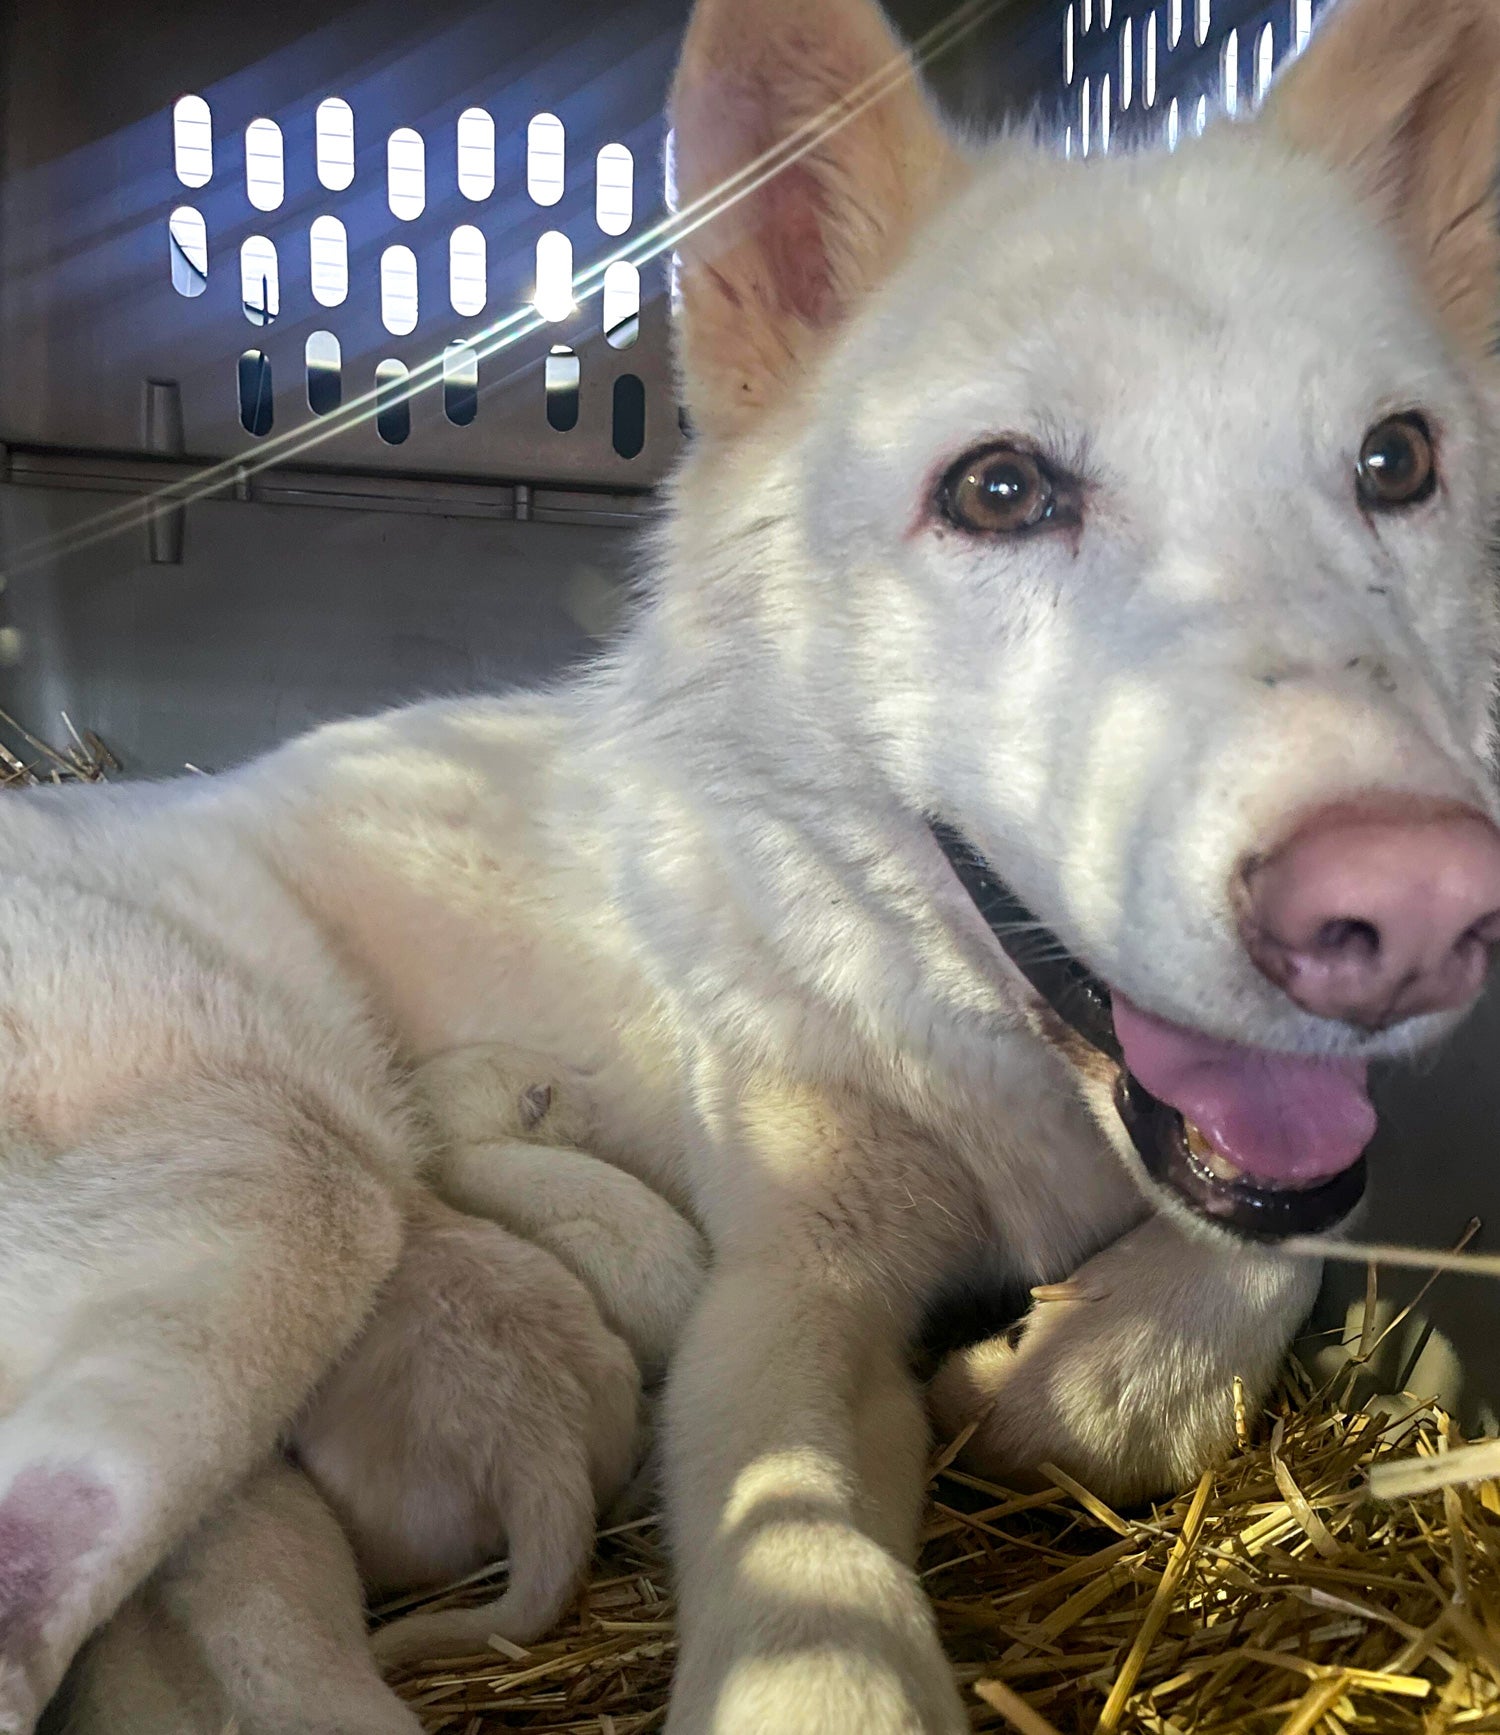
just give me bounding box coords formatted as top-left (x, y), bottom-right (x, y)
top-left (928, 820), bottom-right (1367, 1241)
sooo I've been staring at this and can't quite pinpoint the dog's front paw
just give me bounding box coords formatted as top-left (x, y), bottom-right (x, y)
top-left (928, 1215), bottom-right (1311, 1507)
top-left (668, 1632), bottom-right (966, 1735)
top-left (928, 1286), bottom-right (1235, 1506)
top-left (666, 1531), bottom-right (966, 1735)
top-left (667, 1657), bottom-right (965, 1735)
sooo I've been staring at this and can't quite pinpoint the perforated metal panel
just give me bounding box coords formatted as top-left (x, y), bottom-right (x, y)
top-left (0, 0), bottom-right (689, 486)
top-left (1061, 0), bottom-right (1328, 154)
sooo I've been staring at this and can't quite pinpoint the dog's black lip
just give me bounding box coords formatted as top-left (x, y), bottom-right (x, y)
top-left (928, 819), bottom-right (1366, 1241)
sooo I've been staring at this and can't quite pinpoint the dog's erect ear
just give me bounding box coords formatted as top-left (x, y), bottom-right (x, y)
top-left (1263, 0), bottom-right (1500, 363)
top-left (668, 0), bottom-right (960, 438)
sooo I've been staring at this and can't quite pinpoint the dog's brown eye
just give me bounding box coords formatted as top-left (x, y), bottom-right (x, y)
top-left (1357, 414), bottom-right (1436, 509)
top-left (941, 445), bottom-right (1066, 535)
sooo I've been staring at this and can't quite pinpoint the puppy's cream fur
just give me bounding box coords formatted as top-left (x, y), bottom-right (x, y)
top-left (10, 0), bottom-right (1500, 1730)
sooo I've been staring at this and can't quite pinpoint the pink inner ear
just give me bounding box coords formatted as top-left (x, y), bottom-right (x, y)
top-left (761, 161), bottom-right (837, 328)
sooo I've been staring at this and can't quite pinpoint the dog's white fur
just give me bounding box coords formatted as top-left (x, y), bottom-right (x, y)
top-left (12, 0), bottom-right (1500, 1728)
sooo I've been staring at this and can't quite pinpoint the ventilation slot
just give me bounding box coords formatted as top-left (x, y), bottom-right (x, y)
top-left (545, 346), bottom-right (580, 431)
top-left (1221, 28), bottom-right (1239, 114)
top-left (602, 261), bottom-right (639, 348)
top-left (1144, 11), bottom-right (1157, 106)
top-left (316, 98), bottom-right (355, 191)
top-left (306, 331), bottom-right (341, 415)
top-left (168, 206), bottom-right (208, 297)
top-left (245, 118), bottom-right (284, 212)
top-left (387, 128), bottom-right (425, 220)
top-left (533, 231), bottom-right (573, 322)
top-left (596, 144), bottom-right (633, 235)
top-left (457, 108), bottom-right (495, 200)
top-left (381, 245), bottom-right (419, 335)
top-left (238, 349), bottom-right (273, 435)
top-left (1196, 0), bottom-right (1210, 47)
top-left (1255, 22), bottom-right (1275, 102)
top-left (240, 236), bottom-right (279, 326)
top-left (173, 95), bottom-right (213, 188)
top-left (1169, 0), bottom-right (1183, 47)
top-left (309, 216), bottom-right (348, 308)
top-left (664, 129), bottom-right (681, 315)
top-left (1064, 4), bottom-right (1074, 83)
top-left (612, 374), bottom-right (645, 459)
top-left (375, 359), bottom-right (410, 444)
top-left (449, 225), bottom-right (487, 317)
top-left (1293, 0), bottom-right (1312, 52)
top-left (1167, 95), bottom-right (1180, 149)
top-left (444, 342), bottom-right (479, 425)
top-left (527, 113), bottom-right (565, 206)
top-left (1119, 17), bottom-right (1132, 108)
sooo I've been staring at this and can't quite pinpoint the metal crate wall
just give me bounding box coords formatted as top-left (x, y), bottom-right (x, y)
top-left (0, 0), bottom-right (690, 487)
top-left (1060, 0), bottom-right (1335, 154)
top-left (0, 0), bottom-right (1059, 785)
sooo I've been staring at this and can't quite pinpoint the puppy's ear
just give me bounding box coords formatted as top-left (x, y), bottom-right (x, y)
top-left (668, 0), bottom-right (961, 439)
top-left (1263, 0), bottom-right (1500, 363)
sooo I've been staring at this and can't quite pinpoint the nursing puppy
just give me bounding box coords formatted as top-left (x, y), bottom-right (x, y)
top-left (10, 0), bottom-right (1500, 1728)
top-left (51, 1054), bottom-right (701, 1734)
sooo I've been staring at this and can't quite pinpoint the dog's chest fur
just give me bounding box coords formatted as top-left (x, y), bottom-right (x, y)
top-left (229, 686), bottom-right (1145, 1287)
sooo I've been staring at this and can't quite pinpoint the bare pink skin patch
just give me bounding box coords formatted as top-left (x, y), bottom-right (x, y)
top-left (0, 1464), bottom-right (116, 1662)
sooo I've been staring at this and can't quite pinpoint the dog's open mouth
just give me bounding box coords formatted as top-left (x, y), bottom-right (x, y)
top-left (931, 823), bottom-right (1370, 1240)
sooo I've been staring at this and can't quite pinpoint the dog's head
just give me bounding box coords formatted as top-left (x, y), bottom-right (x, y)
top-left (665, 0), bottom-right (1500, 1239)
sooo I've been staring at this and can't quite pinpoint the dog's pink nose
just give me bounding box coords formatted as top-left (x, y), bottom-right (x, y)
top-left (1239, 799), bottom-right (1500, 1029)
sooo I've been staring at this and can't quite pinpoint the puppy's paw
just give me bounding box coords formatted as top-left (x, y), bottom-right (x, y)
top-left (434, 1140), bottom-right (707, 1380)
top-left (413, 1043), bottom-right (595, 1151)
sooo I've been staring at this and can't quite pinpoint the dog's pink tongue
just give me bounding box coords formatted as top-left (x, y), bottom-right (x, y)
top-left (1110, 995), bottom-right (1375, 1184)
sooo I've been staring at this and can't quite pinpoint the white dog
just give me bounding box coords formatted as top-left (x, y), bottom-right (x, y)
top-left (14, 0), bottom-right (1500, 1728)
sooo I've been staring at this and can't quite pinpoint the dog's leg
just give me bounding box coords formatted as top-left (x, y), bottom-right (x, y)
top-left (928, 1213), bottom-right (1320, 1505)
top-left (0, 1077), bottom-right (404, 1734)
top-left (54, 1462), bottom-right (421, 1735)
top-left (661, 1079), bottom-right (973, 1735)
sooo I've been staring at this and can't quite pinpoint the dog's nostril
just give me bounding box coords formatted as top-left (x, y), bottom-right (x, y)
top-left (1314, 917), bottom-right (1380, 959)
top-left (1237, 797), bottom-right (1500, 1027)
top-left (1467, 910), bottom-right (1500, 947)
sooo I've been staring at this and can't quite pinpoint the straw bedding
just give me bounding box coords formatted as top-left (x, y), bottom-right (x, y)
top-left (5, 718), bottom-right (1497, 1732)
top-left (378, 1359), bottom-right (1500, 1735)
top-left (0, 708), bottom-right (116, 786)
